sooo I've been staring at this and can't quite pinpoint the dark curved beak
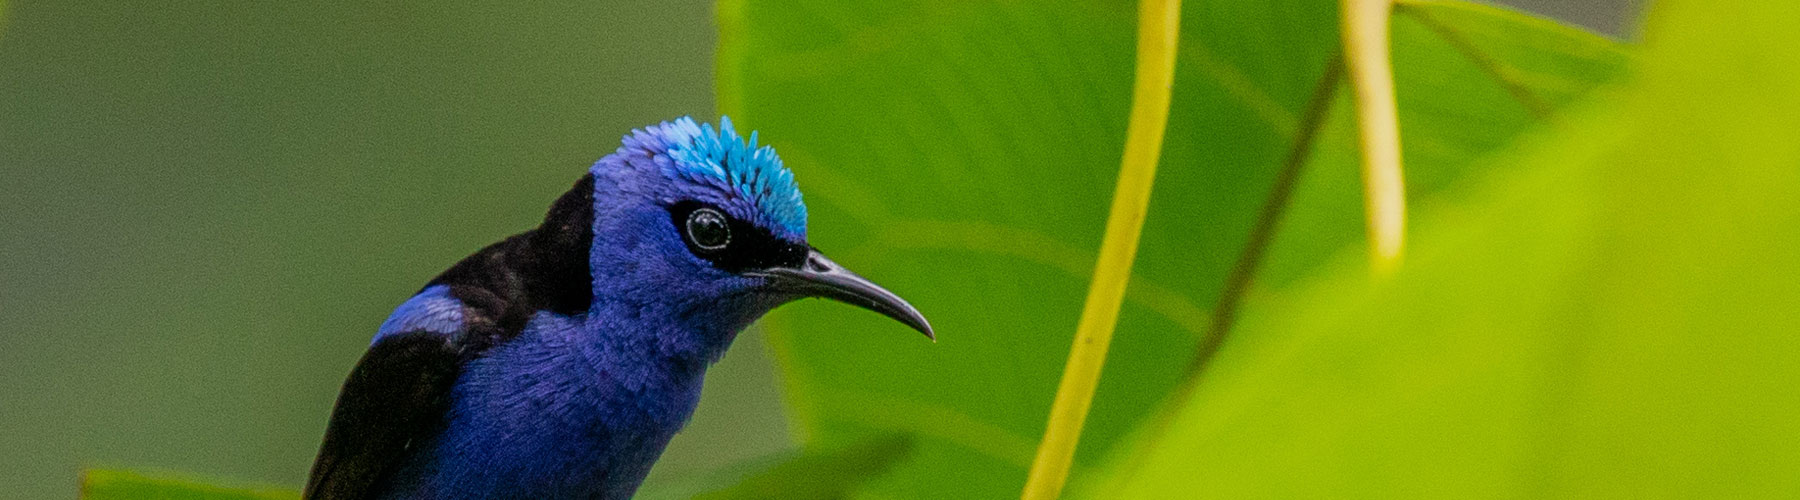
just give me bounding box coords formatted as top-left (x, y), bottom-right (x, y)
top-left (749, 248), bottom-right (934, 341)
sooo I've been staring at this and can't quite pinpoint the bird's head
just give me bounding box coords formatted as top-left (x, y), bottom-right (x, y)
top-left (581, 116), bottom-right (931, 352)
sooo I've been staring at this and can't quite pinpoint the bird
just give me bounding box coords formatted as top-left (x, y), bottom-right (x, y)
top-left (302, 116), bottom-right (933, 499)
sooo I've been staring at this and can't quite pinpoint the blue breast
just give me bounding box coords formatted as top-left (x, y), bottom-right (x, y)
top-left (377, 311), bottom-right (707, 499)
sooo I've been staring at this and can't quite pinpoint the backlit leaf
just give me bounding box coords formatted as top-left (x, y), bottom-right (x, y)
top-left (1109, 0), bottom-right (1800, 496)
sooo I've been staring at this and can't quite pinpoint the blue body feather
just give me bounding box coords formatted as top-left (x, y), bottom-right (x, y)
top-left (378, 303), bottom-right (758, 498)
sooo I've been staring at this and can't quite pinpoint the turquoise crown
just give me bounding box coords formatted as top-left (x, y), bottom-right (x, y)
top-left (646, 116), bottom-right (807, 239)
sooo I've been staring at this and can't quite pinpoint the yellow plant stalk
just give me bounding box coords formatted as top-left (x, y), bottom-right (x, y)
top-left (1343, 0), bottom-right (1408, 273)
top-left (1020, 0), bottom-right (1180, 498)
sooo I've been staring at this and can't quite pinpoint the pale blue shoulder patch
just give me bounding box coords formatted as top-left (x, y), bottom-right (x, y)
top-left (374, 284), bottom-right (466, 345)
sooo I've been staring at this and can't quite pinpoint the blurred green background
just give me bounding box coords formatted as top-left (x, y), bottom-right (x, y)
top-left (0, 2), bottom-right (792, 498)
top-left (0, 1), bottom-right (1638, 499)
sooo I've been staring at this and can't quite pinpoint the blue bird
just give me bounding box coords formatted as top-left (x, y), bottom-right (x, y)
top-left (303, 117), bottom-right (932, 499)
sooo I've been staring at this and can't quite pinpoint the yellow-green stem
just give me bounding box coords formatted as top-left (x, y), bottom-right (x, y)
top-left (1343, 0), bottom-right (1407, 273)
top-left (1019, 0), bottom-right (1180, 498)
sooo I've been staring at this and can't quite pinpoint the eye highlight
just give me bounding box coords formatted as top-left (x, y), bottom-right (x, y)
top-left (685, 208), bottom-right (731, 251)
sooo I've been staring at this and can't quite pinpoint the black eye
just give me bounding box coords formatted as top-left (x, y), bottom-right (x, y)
top-left (685, 208), bottom-right (731, 251)
top-left (669, 200), bottom-right (809, 272)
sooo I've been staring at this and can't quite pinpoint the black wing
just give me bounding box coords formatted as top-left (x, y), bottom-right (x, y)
top-left (304, 174), bottom-right (598, 498)
top-left (304, 331), bottom-right (462, 500)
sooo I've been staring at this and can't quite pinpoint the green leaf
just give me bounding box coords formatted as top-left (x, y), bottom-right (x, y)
top-left (719, 0), bottom-right (1625, 496)
top-left (81, 437), bottom-right (903, 500)
top-left (1108, 0), bottom-right (1800, 497)
top-left (81, 470), bottom-right (297, 500)
top-left (650, 435), bottom-right (913, 500)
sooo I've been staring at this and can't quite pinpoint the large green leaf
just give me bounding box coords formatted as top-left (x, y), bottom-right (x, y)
top-left (719, 0), bottom-right (1625, 496)
top-left (1109, 0), bottom-right (1800, 497)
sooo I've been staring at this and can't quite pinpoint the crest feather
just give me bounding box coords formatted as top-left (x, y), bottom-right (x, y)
top-left (635, 116), bottom-right (808, 239)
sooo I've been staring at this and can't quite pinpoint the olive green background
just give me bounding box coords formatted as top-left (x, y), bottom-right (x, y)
top-left (0, 2), bottom-right (788, 499)
top-left (0, 1), bottom-right (1632, 499)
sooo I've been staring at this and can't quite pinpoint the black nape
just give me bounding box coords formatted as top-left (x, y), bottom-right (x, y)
top-left (426, 174), bottom-right (596, 352)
